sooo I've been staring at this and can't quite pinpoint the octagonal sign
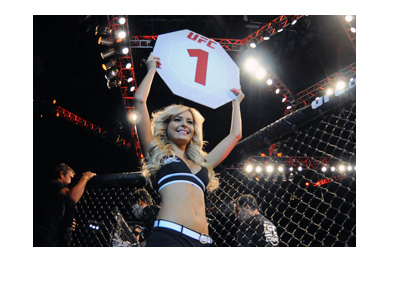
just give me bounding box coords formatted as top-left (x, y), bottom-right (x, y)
top-left (153, 29), bottom-right (240, 109)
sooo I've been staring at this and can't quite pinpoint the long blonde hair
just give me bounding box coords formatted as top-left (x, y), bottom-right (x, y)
top-left (141, 104), bottom-right (219, 191)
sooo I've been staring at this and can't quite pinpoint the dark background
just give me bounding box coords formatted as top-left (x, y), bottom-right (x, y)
top-left (33, 15), bottom-right (356, 190)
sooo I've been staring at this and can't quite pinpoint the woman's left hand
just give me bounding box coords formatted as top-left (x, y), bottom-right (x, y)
top-left (230, 88), bottom-right (245, 103)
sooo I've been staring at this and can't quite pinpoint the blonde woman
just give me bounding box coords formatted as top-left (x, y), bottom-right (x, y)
top-left (134, 53), bottom-right (244, 246)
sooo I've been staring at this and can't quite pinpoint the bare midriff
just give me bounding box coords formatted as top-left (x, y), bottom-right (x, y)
top-left (157, 182), bottom-right (208, 234)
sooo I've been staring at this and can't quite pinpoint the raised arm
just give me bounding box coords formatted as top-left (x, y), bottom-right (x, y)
top-left (133, 53), bottom-right (161, 157)
top-left (59, 171), bottom-right (96, 205)
top-left (206, 88), bottom-right (245, 168)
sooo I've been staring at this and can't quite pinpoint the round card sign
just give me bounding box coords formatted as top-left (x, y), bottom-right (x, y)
top-left (153, 29), bottom-right (240, 109)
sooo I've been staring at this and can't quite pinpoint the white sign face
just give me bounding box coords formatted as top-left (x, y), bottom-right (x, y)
top-left (153, 29), bottom-right (240, 109)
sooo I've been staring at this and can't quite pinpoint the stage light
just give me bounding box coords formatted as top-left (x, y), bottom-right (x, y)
top-left (255, 68), bottom-right (266, 79)
top-left (266, 165), bottom-right (274, 173)
top-left (278, 166), bottom-right (284, 172)
top-left (100, 48), bottom-right (116, 59)
top-left (291, 19), bottom-right (298, 25)
top-left (52, 99), bottom-right (57, 104)
top-left (263, 36), bottom-right (270, 41)
top-left (127, 77), bottom-right (133, 83)
top-left (255, 166), bottom-right (262, 173)
top-left (305, 182), bottom-right (310, 187)
top-left (326, 88), bottom-right (333, 95)
top-left (298, 166), bottom-right (303, 171)
top-left (277, 28), bottom-right (283, 33)
top-left (289, 167), bottom-right (294, 172)
top-left (105, 68), bottom-right (119, 80)
top-left (249, 42), bottom-right (257, 48)
top-left (102, 59), bottom-right (117, 70)
top-left (331, 166), bottom-right (336, 172)
top-left (129, 111), bottom-right (137, 122)
top-left (98, 36), bottom-right (113, 46)
top-left (122, 47), bottom-right (129, 54)
top-left (107, 79), bottom-right (121, 89)
top-left (275, 89), bottom-right (280, 94)
top-left (345, 15), bottom-right (353, 22)
top-left (125, 62), bottom-right (132, 69)
top-left (286, 106), bottom-right (292, 110)
top-left (282, 97), bottom-right (286, 103)
top-left (339, 165), bottom-right (346, 172)
top-left (336, 81), bottom-right (346, 90)
top-left (266, 78), bottom-right (273, 85)
top-left (129, 85), bottom-right (136, 92)
top-left (117, 30), bottom-right (127, 39)
top-left (347, 165), bottom-right (353, 171)
top-left (118, 17), bottom-right (126, 25)
top-left (321, 166), bottom-right (327, 172)
top-left (350, 27), bottom-right (356, 33)
top-left (95, 25), bottom-right (111, 36)
top-left (245, 164), bottom-right (254, 173)
top-left (245, 58), bottom-right (258, 72)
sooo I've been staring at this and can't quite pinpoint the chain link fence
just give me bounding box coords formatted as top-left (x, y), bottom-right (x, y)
top-left (70, 80), bottom-right (355, 247)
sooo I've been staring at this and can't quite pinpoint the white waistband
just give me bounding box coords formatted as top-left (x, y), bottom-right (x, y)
top-left (153, 219), bottom-right (212, 245)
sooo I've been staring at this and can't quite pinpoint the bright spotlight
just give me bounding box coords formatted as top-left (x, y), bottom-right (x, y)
top-left (255, 166), bottom-right (262, 173)
top-left (336, 81), bottom-right (346, 90)
top-left (255, 68), bottom-right (266, 79)
top-left (118, 17), bottom-right (126, 25)
top-left (266, 78), bottom-right (273, 85)
top-left (266, 165), bottom-right (274, 173)
top-left (347, 165), bottom-right (353, 171)
top-left (345, 15), bottom-right (353, 22)
top-left (263, 36), bottom-right (270, 41)
top-left (275, 88), bottom-right (280, 94)
top-left (350, 27), bottom-right (356, 33)
top-left (129, 112), bottom-right (137, 122)
top-left (249, 42), bottom-right (257, 49)
top-left (339, 165), bottom-right (346, 172)
top-left (321, 166), bottom-right (327, 172)
top-left (278, 166), bottom-right (284, 172)
top-left (289, 167), bottom-right (294, 172)
top-left (298, 166), bottom-right (303, 171)
top-left (326, 88), bottom-right (333, 96)
top-left (282, 97), bottom-right (287, 103)
top-left (245, 164), bottom-right (254, 173)
top-left (245, 58), bottom-right (258, 72)
top-left (331, 166), bottom-right (336, 172)
top-left (117, 30), bottom-right (127, 39)
top-left (122, 47), bottom-right (129, 54)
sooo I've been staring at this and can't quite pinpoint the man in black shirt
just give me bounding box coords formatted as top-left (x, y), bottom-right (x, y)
top-left (33, 163), bottom-right (96, 246)
top-left (131, 189), bottom-right (160, 241)
top-left (234, 194), bottom-right (279, 247)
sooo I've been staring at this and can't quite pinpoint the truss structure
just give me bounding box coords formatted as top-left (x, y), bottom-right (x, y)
top-left (107, 16), bottom-right (143, 158)
top-left (54, 106), bottom-right (130, 149)
top-left (129, 15), bottom-right (306, 52)
top-left (292, 63), bottom-right (356, 110)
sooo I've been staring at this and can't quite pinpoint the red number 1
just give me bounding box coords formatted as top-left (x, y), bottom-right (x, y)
top-left (187, 49), bottom-right (209, 86)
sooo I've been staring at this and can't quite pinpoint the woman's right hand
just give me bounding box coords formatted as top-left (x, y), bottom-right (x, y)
top-left (145, 52), bottom-right (161, 73)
